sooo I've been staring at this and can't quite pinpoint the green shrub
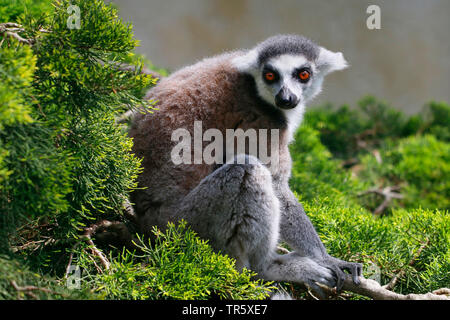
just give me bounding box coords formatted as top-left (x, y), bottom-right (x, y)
top-left (358, 135), bottom-right (450, 211)
top-left (304, 198), bottom-right (449, 295)
top-left (0, 0), bottom-right (51, 23)
top-left (302, 98), bottom-right (450, 214)
top-left (0, 0), bottom-right (155, 295)
top-left (421, 101), bottom-right (450, 142)
top-left (0, 35), bottom-right (73, 249)
top-left (305, 96), bottom-right (450, 161)
top-left (0, 254), bottom-right (95, 299)
top-left (305, 96), bottom-right (406, 159)
top-left (0, 0), bottom-right (155, 251)
top-left (76, 221), bottom-right (274, 300)
top-left (289, 124), bottom-right (363, 204)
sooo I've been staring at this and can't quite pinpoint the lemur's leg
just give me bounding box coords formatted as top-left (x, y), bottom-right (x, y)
top-left (172, 155), bottom-right (337, 295)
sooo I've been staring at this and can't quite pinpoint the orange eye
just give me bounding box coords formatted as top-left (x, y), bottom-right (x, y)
top-left (265, 72), bottom-right (275, 81)
top-left (299, 70), bottom-right (310, 81)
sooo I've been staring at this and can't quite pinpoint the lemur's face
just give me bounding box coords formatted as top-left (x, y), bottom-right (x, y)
top-left (257, 54), bottom-right (319, 109)
top-left (232, 35), bottom-right (348, 111)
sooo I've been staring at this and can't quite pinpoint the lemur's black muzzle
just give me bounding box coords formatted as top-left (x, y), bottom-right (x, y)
top-left (275, 87), bottom-right (299, 109)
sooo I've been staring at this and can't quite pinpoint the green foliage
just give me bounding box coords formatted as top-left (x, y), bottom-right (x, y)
top-left (1, 0), bottom-right (154, 292)
top-left (301, 97), bottom-right (450, 213)
top-left (289, 124), bottom-right (363, 204)
top-left (0, 124), bottom-right (72, 234)
top-left (358, 135), bottom-right (450, 211)
top-left (305, 96), bottom-right (450, 160)
top-left (0, 254), bottom-right (95, 299)
top-left (288, 98), bottom-right (450, 297)
top-left (0, 43), bottom-right (35, 131)
top-left (421, 101), bottom-right (450, 141)
top-left (304, 97), bottom-right (404, 159)
top-left (0, 37), bottom-right (72, 247)
top-left (0, 0), bottom-right (51, 23)
top-left (1, 0), bottom-right (155, 250)
top-left (304, 201), bottom-right (449, 295)
top-left (77, 221), bottom-right (273, 300)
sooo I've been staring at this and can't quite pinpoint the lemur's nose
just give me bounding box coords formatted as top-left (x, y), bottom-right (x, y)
top-left (275, 87), bottom-right (298, 109)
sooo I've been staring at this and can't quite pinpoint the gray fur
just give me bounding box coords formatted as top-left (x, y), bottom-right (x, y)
top-left (129, 35), bottom-right (361, 297)
top-left (256, 34), bottom-right (320, 65)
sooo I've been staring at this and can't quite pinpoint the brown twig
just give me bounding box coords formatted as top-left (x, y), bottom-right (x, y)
top-left (372, 149), bottom-right (382, 164)
top-left (122, 198), bottom-right (138, 225)
top-left (432, 288), bottom-right (450, 295)
top-left (10, 280), bottom-right (66, 299)
top-left (83, 220), bottom-right (112, 272)
top-left (64, 251), bottom-right (75, 279)
top-left (358, 185), bottom-right (403, 215)
top-left (342, 276), bottom-right (449, 300)
top-left (278, 248), bottom-right (448, 300)
top-left (30, 94), bottom-right (47, 119)
top-left (0, 22), bottom-right (50, 46)
top-left (354, 128), bottom-right (377, 150)
top-left (0, 23), bottom-right (33, 45)
top-left (383, 239), bottom-right (430, 291)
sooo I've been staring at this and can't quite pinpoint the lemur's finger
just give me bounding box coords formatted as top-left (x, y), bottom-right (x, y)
top-left (331, 265), bottom-right (345, 291)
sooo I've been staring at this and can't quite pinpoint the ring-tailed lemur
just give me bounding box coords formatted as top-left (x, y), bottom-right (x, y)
top-left (129, 35), bottom-right (362, 297)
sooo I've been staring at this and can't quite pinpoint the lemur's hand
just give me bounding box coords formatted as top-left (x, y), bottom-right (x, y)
top-left (318, 255), bottom-right (362, 291)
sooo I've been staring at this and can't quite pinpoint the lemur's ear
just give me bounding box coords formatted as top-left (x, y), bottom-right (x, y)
top-left (316, 47), bottom-right (348, 74)
top-left (232, 49), bottom-right (259, 72)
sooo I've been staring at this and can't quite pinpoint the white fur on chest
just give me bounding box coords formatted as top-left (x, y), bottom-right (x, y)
top-left (282, 104), bottom-right (305, 143)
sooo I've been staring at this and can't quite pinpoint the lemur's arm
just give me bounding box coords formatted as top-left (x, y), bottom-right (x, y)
top-left (276, 184), bottom-right (362, 287)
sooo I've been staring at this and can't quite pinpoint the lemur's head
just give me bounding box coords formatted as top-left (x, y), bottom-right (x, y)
top-left (233, 34), bottom-right (348, 110)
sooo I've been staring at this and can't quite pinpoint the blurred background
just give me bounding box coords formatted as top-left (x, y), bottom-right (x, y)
top-left (110, 0), bottom-right (450, 114)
